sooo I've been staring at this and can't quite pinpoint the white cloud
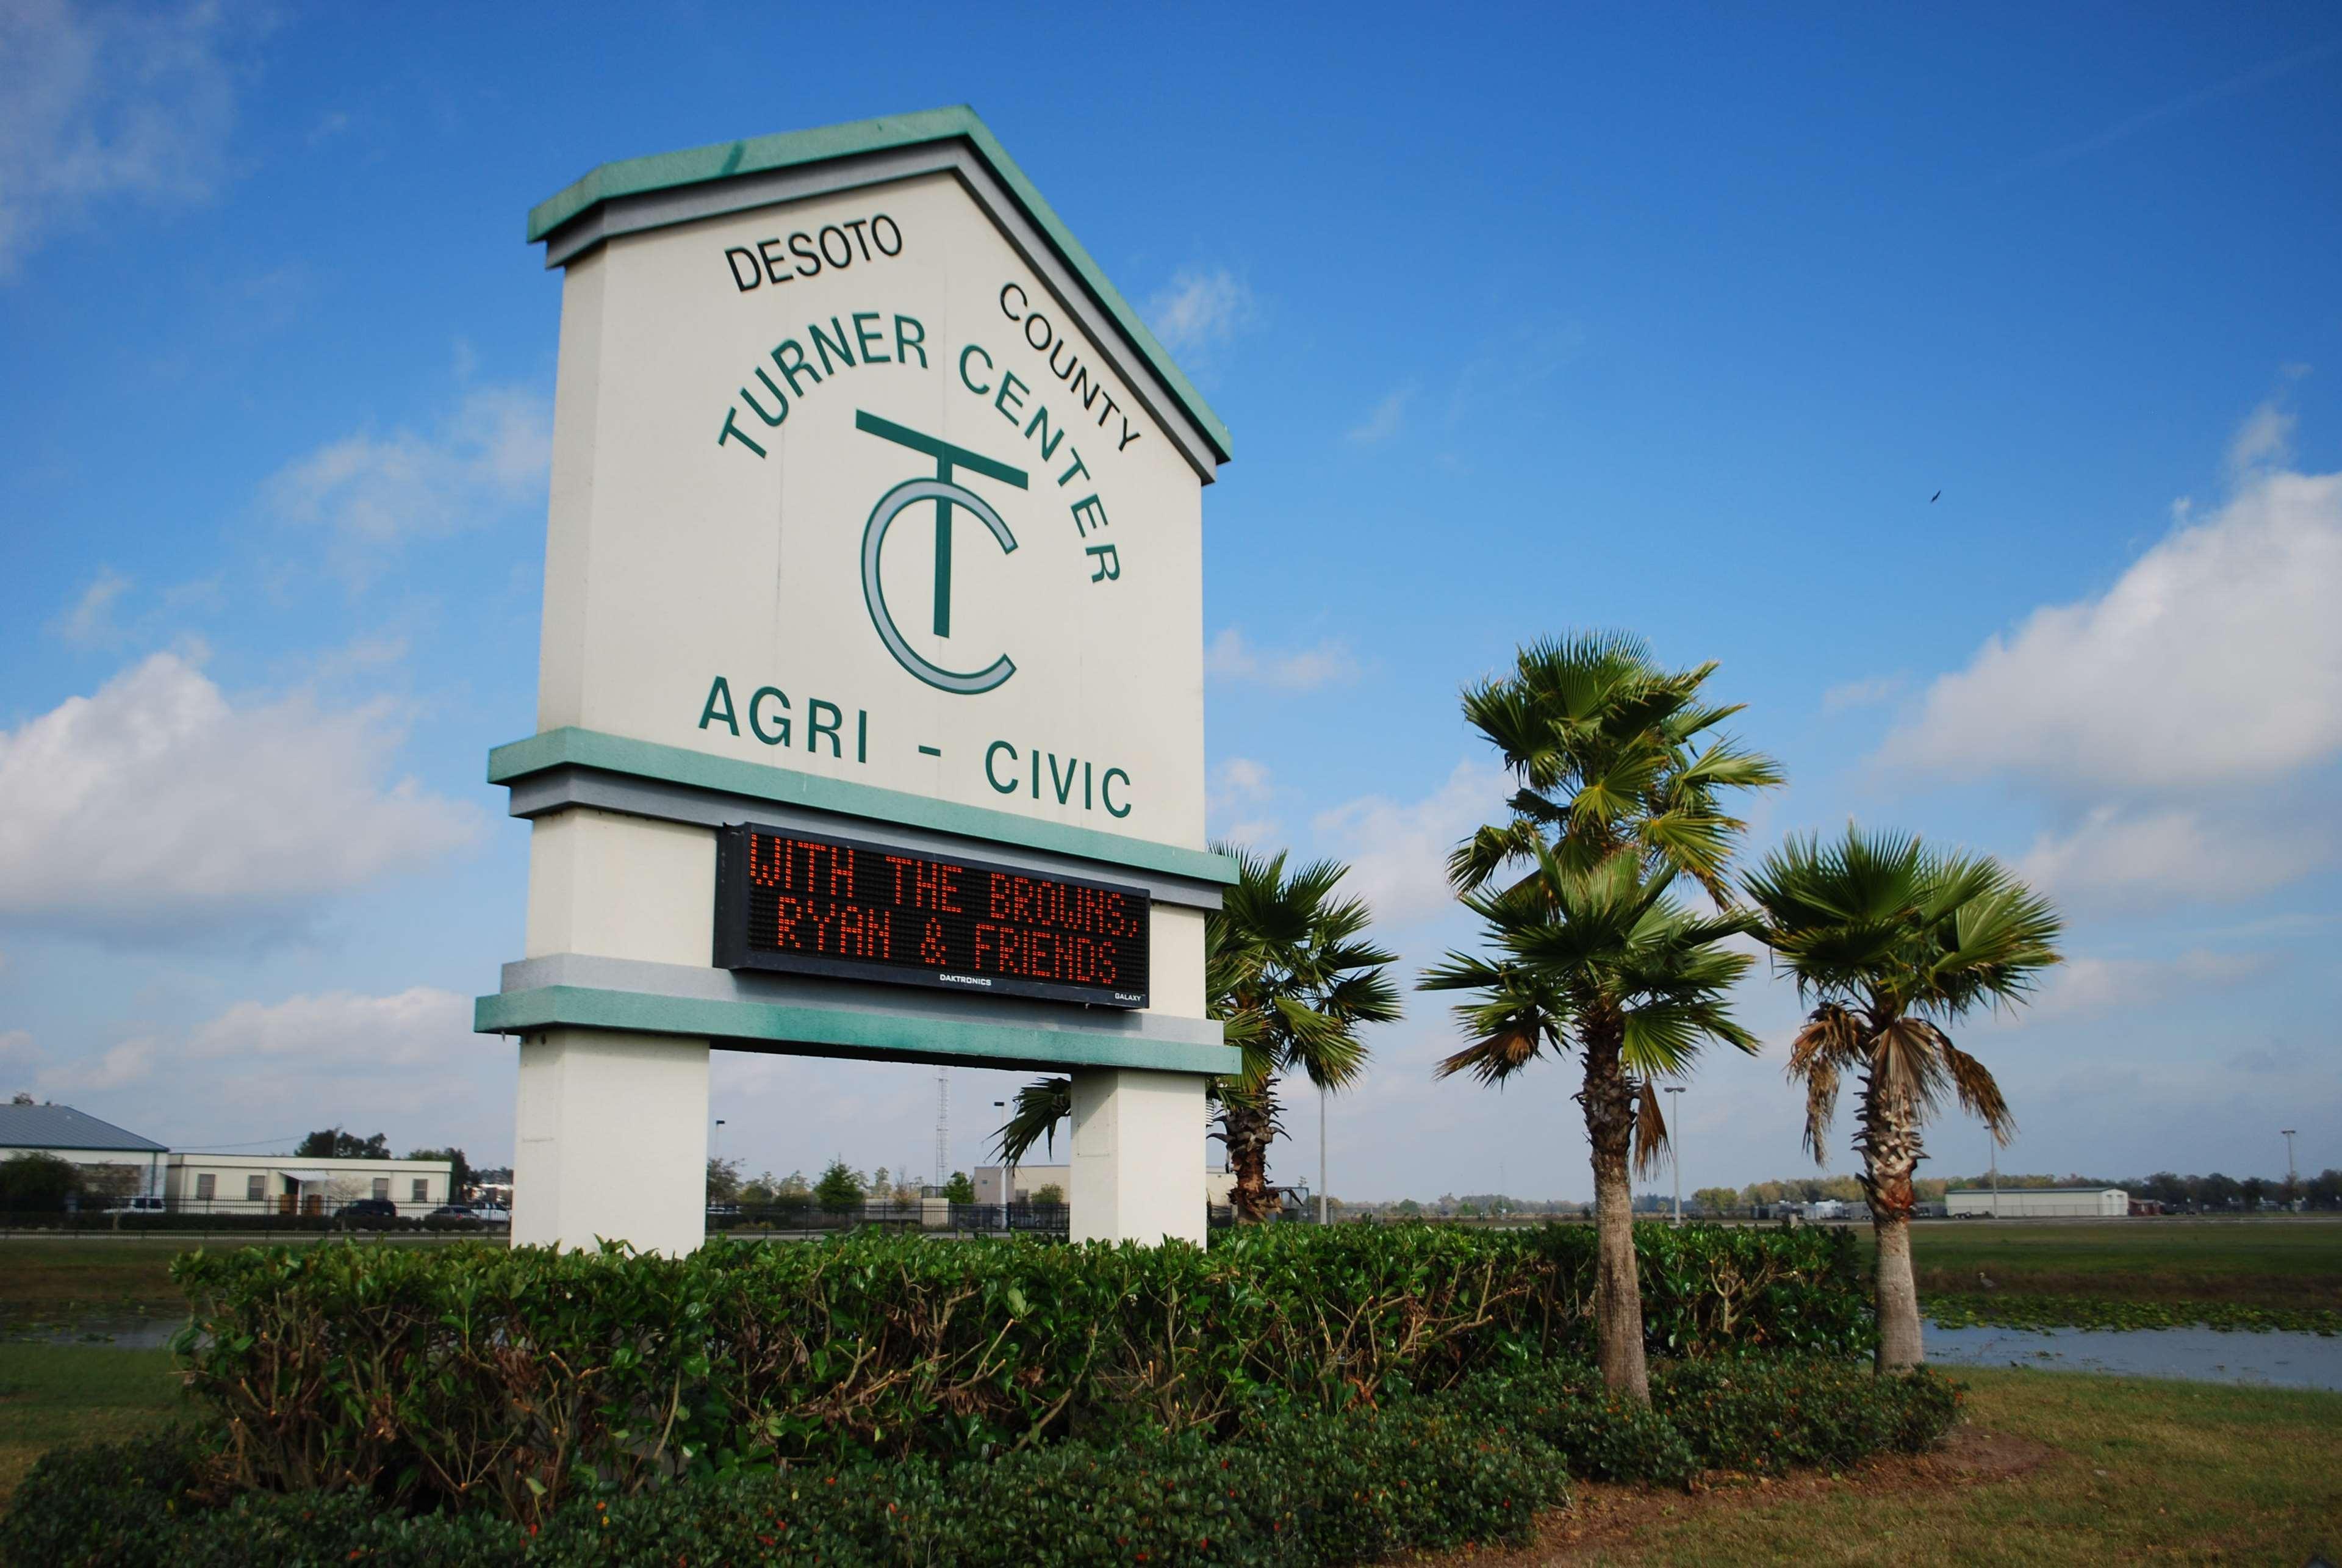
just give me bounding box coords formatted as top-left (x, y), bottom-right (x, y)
top-left (0, 0), bottom-right (248, 277)
top-left (1215, 756), bottom-right (1273, 800)
top-left (2031, 948), bottom-right (2273, 1021)
top-left (41, 1035), bottom-right (154, 1093)
top-left (0, 1028), bottom-right (35, 1066)
top-left (48, 566), bottom-right (131, 646)
top-left (0, 650), bottom-right (483, 940)
top-left (1821, 673), bottom-right (1903, 713)
top-left (1312, 759), bottom-right (1510, 928)
top-left (2227, 395), bottom-right (2296, 479)
top-left (1207, 757), bottom-right (1280, 845)
top-left (1347, 389), bottom-right (1410, 444)
top-left (1205, 628), bottom-right (1360, 692)
top-left (2017, 805), bottom-right (2324, 907)
top-left (191, 987), bottom-right (472, 1070)
top-left (1877, 466), bottom-right (2342, 794)
top-left (1144, 267), bottom-right (1255, 353)
top-left (32, 988), bottom-right (495, 1145)
top-left (264, 383), bottom-right (551, 577)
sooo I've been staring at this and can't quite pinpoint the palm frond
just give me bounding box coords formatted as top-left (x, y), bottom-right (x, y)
top-left (1940, 1036), bottom-right (2016, 1145)
top-left (991, 1076), bottom-right (1072, 1165)
top-left (1631, 1077), bottom-right (1670, 1178)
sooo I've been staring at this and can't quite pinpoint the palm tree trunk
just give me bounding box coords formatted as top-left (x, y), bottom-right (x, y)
top-left (1859, 1076), bottom-right (1926, 1372)
top-left (1581, 1027), bottom-right (1650, 1401)
top-left (1220, 1084), bottom-right (1280, 1223)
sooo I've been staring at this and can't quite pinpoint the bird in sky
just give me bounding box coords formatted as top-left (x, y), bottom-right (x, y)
top-left (1930, 490), bottom-right (1942, 503)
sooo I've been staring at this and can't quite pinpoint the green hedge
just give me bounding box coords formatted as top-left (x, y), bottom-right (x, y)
top-left (1, 1359), bottom-right (1959, 1566)
top-left (167, 1224), bottom-right (1866, 1520)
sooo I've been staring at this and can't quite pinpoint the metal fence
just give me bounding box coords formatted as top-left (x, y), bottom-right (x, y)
top-left (0, 1205), bottom-right (511, 1240)
top-left (706, 1201), bottom-right (1069, 1237)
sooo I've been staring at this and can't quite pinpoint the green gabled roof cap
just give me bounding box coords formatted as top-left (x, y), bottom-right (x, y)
top-left (527, 106), bottom-right (1230, 465)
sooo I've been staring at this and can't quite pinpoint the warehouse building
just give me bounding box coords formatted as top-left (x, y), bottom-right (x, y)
top-left (163, 1153), bottom-right (453, 1217)
top-left (0, 1098), bottom-right (168, 1199)
top-left (1945, 1186), bottom-right (2130, 1218)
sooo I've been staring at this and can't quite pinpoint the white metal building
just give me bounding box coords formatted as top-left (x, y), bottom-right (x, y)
top-left (163, 1153), bottom-right (453, 1217)
top-left (0, 1099), bottom-right (170, 1198)
top-left (1945, 1187), bottom-right (2130, 1218)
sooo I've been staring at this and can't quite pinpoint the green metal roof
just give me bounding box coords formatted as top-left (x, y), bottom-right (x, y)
top-left (527, 106), bottom-right (1230, 466)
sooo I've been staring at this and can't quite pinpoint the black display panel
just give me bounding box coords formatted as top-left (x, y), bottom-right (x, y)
top-left (713, 823), bottom-right (1150, 1009)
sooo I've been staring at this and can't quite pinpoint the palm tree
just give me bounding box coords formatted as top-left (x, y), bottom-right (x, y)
top-left (1433, 633), bottom-right (1780, 1400)
top-left (991, 846), bottom-right (1397, 1223)
top-left (1424, 844), bottom-right (1758, 1401)
top-left (1212, 847), bottom-right (1401, 1221)
top-left (1743, 827), bottom-right (2063, 1371)
top-left (1449, 632), bottom-right (1783, 906)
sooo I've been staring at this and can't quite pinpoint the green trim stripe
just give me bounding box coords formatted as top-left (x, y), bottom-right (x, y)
top-left (476, 985), bottom-right (1238, 1076)
top-left (489, 727), bottom-right (1237, 885)
top-left (525, 106), bottom-right (1231, 465)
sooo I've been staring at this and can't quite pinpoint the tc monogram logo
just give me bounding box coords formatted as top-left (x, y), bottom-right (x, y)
top-left (855, 411), bottom-right (1027, 695)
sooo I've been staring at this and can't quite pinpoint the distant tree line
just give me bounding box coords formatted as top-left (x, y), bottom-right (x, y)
top-left (294, 1129), bottom-right (473, 1193)
top-left (706, 1158), bottom-right (978, 1209)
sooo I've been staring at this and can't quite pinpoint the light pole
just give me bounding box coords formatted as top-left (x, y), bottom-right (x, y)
top-left (1664, 1086), bottom-right (1684, 1225)
top-left (993, 1101), bottom-right (1013, 1207)
top-left (2282, 1129), bottom-right (2299, 1208)
top-left (1319, 1081), bottom-right (1330, 1226)
top-left (710, 1119), bottom-right (727, 1211)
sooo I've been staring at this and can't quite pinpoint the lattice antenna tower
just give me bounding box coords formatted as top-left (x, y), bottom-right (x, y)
top-left (934, 1066), bottom-right (949, 1189)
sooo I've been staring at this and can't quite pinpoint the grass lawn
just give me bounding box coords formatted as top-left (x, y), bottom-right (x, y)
top-left (1424, 1366), bottom-right (2342, 1566)
top-left (0, 1344), bottom-right (185, 1509)
top-left (0, 1234), bottom-right (492, 1326)
top-left (1888, 1218), bottom-right (2342, 1309)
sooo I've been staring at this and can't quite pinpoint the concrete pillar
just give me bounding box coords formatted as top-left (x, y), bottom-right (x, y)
top-left (514, 1029), bottom-right (708, 1254)
top-left (1068, 1067), bottom-right (1208, 1245)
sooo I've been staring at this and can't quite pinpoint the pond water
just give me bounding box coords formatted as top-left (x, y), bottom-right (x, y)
top-left (12, 1312), bottom-right (2341, 1391)
top-left (1924, 1322), bottom-right (2342, 1391)
top-left (3, 1312), bottom-right (185, 1350)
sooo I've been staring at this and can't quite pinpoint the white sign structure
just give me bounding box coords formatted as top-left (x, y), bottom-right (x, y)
top-left (477, 108), bottom-right (1237, 1254)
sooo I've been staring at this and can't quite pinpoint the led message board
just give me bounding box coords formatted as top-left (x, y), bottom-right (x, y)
top-left (713, 824), bottom-right (1150, 1009)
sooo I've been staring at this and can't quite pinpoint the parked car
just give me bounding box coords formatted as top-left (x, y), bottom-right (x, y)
top-left (335, 1198), bottom-right (400, 1228)
top-left (469, 1204), bottom-right (511, 1224)
top-left (427, 1204), bottom-right (480, 1223)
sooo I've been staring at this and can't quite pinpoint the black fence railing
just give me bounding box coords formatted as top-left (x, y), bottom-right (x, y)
top-left (705, 1202), bottom-right (1070, 1236)
top-left (0, 1206), bottom-right (509, 1239)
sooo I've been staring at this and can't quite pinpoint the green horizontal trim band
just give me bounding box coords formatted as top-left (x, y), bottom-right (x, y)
top-left (488, 727), bottom-right (1237, 886)
top-left (525, 105), bottom-right (1230, 465)
top-left (476, 985), bottom-right (1238, 1076)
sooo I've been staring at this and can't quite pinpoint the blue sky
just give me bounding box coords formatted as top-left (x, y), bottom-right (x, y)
top-left (3, 2), bottom-right (2337, 1199)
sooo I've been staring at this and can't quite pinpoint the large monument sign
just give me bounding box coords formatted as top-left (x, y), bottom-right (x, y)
top-left (476, 107), bottom-right (1237, 1254)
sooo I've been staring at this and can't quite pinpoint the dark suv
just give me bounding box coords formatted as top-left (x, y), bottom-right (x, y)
top-left (336, 1198), bottom-right (400, 1228)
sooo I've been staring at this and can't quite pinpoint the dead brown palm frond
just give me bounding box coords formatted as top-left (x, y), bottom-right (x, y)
top-left (1799, 1058), bottom-right (1841, 1163)
top-left (1872, 1016), bottom-right (1950, 1115)
top-left (1941, 1038), bottom-right (2016, 1146)
top-left (1786, 1004), bottom-right (1864, 1160)
top-left (1785, 1003), bottom-right (1864, 1076)
top-left (1631, 1079), bottom-right (1670, 1178)
top-left (1433, 1029), bottom-right (1542, 1084)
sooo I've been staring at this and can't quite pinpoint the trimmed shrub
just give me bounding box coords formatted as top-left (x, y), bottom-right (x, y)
top-left (1, 1357), bottom-right (1960, 1566)
top-left (167, 1223), bottom-right (1867, 1520)
top-left (2, 1397), bottom-right (1564, 1566)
